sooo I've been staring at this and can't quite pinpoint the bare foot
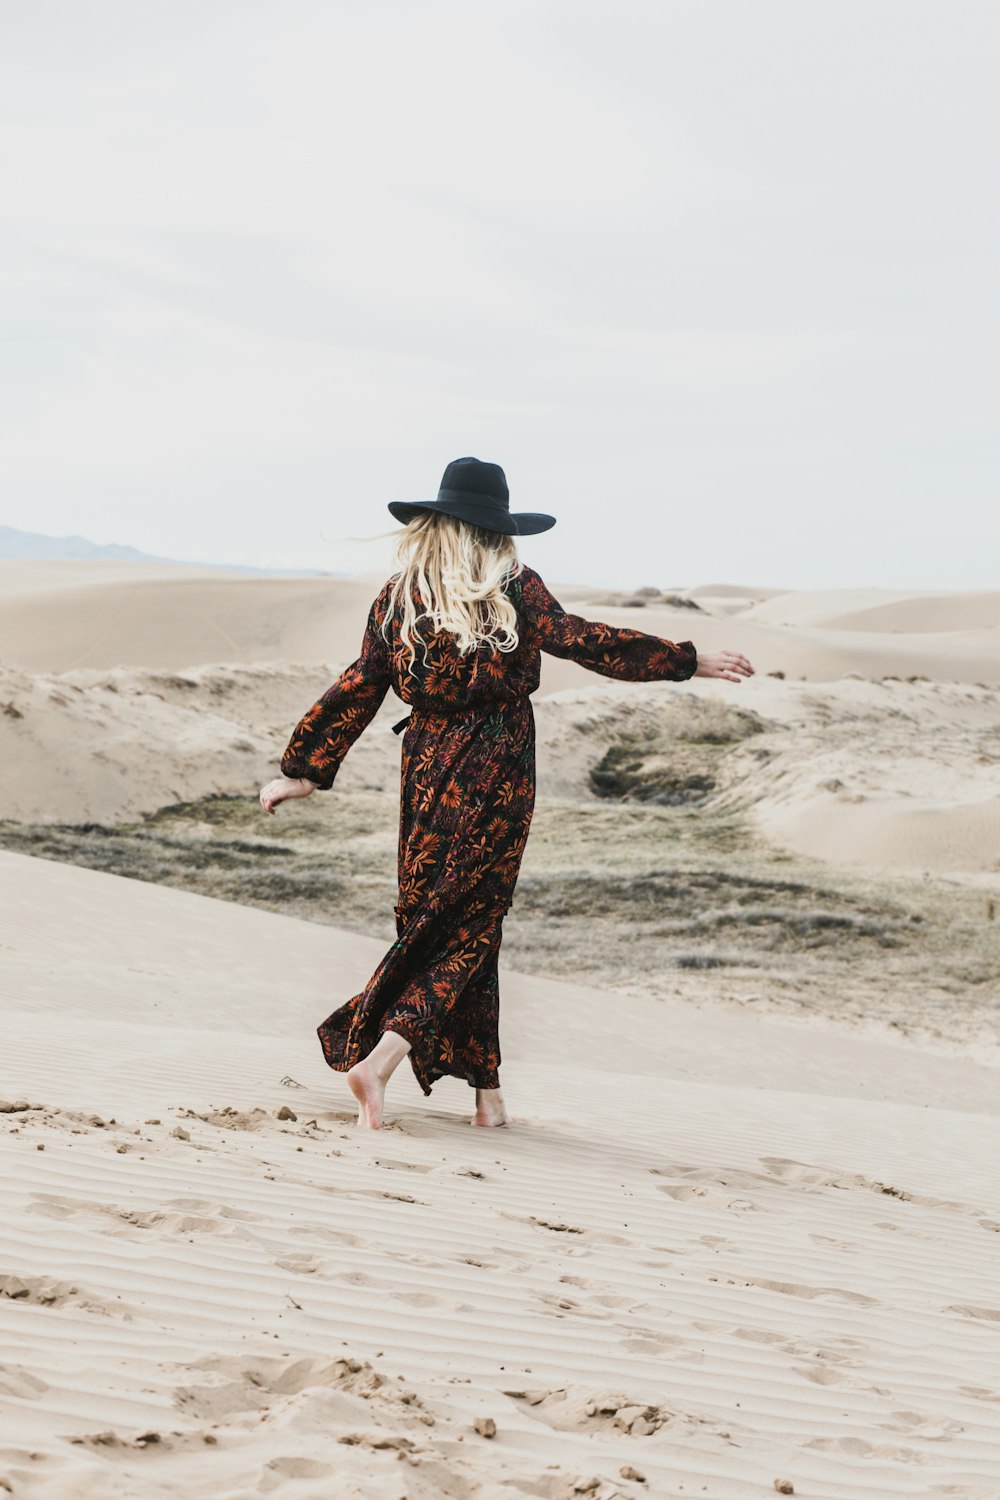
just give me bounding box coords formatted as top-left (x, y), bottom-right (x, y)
top-left (347, 1059), bottom-right (385, 1130)
top-left (471, 1087), bottom-right (510, 1127)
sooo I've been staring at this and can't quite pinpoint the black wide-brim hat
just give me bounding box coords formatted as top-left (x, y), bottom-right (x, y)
top-left (387, 456), bottom-right (556, 536)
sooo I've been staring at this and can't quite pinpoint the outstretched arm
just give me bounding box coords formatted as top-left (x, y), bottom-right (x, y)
top-left (520, 567), bottom-right (699, 682)
top-left (265, 585), bottom-right (393, 805)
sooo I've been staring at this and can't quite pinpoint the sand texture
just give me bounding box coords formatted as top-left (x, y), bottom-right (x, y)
top-left (3, 850), bottom-right (1000, 1499)
top-left (2, 562), bottom-right (999, 1497)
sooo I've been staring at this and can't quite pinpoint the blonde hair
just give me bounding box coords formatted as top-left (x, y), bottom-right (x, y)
top-left (384, 511), bottom-right (523, 673)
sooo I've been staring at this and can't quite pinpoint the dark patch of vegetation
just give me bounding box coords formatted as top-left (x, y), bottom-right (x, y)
top-left (676, 954), bottom-right (738, 969)
top-left (589, 703), bottom-right (768, 806)
top-left (512, 868), bottom-right (919, 956)
top-left (596, 588), bottom-right (704, 611)
top-left (0, 792), bottom-right (399, 933)
top-left (1, 787), bottom-right (993, 1026)
top-left (591, 749), bottom-right (716, 806)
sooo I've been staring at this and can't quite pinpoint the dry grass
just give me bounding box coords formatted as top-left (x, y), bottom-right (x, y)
top-left (2, 684), bottom-right (998, 1057)
top-left (2, 759), bottom-right (997, 1056)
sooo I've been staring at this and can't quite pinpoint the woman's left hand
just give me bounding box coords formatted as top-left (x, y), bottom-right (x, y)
top-left (693, 650), bottom-right (755, 683)
top-left (259, 775), bottom-right (317, 815)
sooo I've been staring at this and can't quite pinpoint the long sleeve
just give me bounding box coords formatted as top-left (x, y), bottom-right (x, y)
top-left (280, 584), bottom-right (393, 789)
top-left (520, 566), bottom-right (698, 682)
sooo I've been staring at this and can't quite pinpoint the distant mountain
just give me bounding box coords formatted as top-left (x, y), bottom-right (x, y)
top-left (0, 525), bottom-right (339, 576)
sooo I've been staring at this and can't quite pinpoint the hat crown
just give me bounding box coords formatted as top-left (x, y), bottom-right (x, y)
top-left (439, 456), bottom-right (509, 508)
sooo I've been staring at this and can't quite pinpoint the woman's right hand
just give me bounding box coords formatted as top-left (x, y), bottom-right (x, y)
top-left (259, 775), bottom-right (317, 815)
top-left (693, 650), bottom-right (755, 684)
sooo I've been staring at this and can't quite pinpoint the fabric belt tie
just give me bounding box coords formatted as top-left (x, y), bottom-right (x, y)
top-left (391, 697), bottom-right (528, 736)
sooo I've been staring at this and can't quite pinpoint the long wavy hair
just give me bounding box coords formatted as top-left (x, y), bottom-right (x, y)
top-left (384, 511), bottom-right (523, 673)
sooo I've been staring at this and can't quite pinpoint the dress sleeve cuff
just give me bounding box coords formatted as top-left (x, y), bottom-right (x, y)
top-left (674, 641), bottom-right (698, 681)
top-left (279, 755), bottom-right (336, 791)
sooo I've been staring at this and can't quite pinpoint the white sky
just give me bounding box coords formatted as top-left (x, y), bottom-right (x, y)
top-left (2, 0), bottom-right (998, 589)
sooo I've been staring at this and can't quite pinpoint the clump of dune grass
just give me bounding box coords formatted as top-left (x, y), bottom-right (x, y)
top-left (588, 701), bottom-right (770, 806)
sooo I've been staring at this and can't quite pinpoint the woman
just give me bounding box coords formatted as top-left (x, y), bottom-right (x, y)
top-left (259, 457), bottom-right (754, 1130)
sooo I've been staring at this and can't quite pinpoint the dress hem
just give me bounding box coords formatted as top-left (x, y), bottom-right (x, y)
top-left (317, 1025), bottom-right (500, 1097)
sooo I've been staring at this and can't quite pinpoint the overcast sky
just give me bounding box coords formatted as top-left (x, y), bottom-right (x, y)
top-left (2, 1), bottom-right (998, 590)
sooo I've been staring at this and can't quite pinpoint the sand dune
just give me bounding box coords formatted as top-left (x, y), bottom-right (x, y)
top-left (4, 563), bottom-right (999, 687)
top-left (595, 600), bottom-right (1000, 682)
top-left (758, 786), bottom-right (1000, 874)
top-left (0, 563), bottom-right (376, 675)
top-left (535, 674), bottom-right (1000, 880)
top-left (2, 558), bottom-right (999, 880)
top-left (743, 586), bottom-right (1000, 634)
top-left (2, 850), bottom-right (1000, 1499)
top-left (5, 658), bottom-right (1000, 882)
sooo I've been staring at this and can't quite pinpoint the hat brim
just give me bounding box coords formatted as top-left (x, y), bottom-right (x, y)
top-left (387, 498), bottom-right (555, 536)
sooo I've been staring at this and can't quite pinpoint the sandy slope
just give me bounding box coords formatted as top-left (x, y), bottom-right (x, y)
top-left (2, 561), bottom-right (999, 880)
top-left (742, 587), bottom-right (1000, 634)
top-left (0, 563), bottom-right (376, 675)
top-left (2, 850), bottom-right (1000, 1500)
top-left (3, 562), bottom-right (999, 685)
top-left (4, 657), bottom-right (999, 883)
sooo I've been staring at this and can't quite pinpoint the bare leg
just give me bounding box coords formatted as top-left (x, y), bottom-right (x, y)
top-left (471, 1085), bottom-right (509, 1128)
top-left (347, 1030), bottom-right (412, 1130)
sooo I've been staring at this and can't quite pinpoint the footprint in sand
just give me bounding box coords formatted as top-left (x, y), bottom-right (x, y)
top-left (944, 1304), bottom-right (1000, 1323)
top-left (758, 1156), bottom-right (840, 1186)
top-left (26, 1193), bottom-right (259, 1238)
top-left (732, 1327), bottom-right (790, 1347)
top-left (881, 1410), bottom-right (964, 1439)
top-left (503, 1386), bottom-right (672, 1438)
top-left (743, 1276), bottom-right (879, 1306)
top-left (0, 1364), bottom-right (49, 1400)
top-left (499, 1211), bottom-right (630, 1247)
top-left (872, 1219), bottom-right (938, 1242)
top-left (809, 1232), bottom-right (863, 1252)
top-left (261, 1455), bottom-right (333, 1482)
top-left (651, 1167), bottom-right (767, 1214)
top-left (652, 1162), bottom-right (775, 1190)
top-left (67, 1428), bottom-right (210, 1454)
top-left (340, 1187), bottom-right (428, 1206)
top-left (760, 1156), bottom-right (976, 1217)
top-left (656, 1183), bottom-right (712, 1202)
top-left (372, 1157), bottom-right (434, 1174)
top-left (173, 1353), bottom-right (435, 1444)
top-left (274, 1252), bottom-right (322, 1275)
top-left (390, 1290), bottom-right (442, 1308)
top-left (735, 1331), bottom-right (858, 1374)
top-left (620, 1332), bottom-right (691, 1358)
top-left (658, 1157), bottom-right (978, 1228)
top-left (792, 1364), bottom-right (854, 1386)
top-left (536, 1292), bottom-right (611, 1322)
top-left (802, 1434), bottom-right (927, 1463)
top-left (288, 1223), bottom-right (363, 1248)
top-left (179, 1106), bottom-right (272, 1133)
top-left (0, 1273), bottom-right (129, 1318)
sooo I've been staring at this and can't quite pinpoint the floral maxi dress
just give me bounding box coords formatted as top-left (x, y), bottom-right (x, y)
top-left (279, 565), bottom-right (697, 1096)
